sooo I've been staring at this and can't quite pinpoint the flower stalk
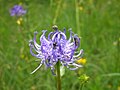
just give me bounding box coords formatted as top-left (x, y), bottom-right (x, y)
top-left (56, 60), bottom-right (61, 90)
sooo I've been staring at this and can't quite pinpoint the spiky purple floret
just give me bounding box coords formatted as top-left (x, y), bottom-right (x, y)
top-left (29, 27), bottom-right (83, 74)
top-left (10, 5), bottom-right (26, 16)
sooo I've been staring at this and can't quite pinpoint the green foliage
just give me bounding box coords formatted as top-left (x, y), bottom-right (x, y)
top-left (0, 0), bottom-right (120, 90)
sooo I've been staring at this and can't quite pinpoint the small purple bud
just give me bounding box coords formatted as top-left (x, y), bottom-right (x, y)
top-left (10, 5), bottom-right (26, 16)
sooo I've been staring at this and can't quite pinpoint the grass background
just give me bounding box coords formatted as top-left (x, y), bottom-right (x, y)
top-left (0, 0), bottom-right (120, 90)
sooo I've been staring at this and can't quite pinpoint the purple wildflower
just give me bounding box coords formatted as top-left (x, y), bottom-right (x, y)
top-left (10, 5), bottom-right (26, 16)
top-left (29, 25), bottom-right (83, 74)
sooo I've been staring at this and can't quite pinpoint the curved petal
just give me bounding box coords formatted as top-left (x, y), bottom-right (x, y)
top-left (40, 30), bottom-right (50, 45)
top-left (29, 40), bottom-right (42, 58)
top-left (33, 31), bottom-right (41, 50)
top-left (52, 31), bottom-right (59, 42)
top-left (68, 28), bottom-right (73, 43)
top-left (63, 28), bottom-right (66, 34)
top-left (60, 31), bottom-right (67, 40)
top-left (73, 49), bottom-right (83, 58)
top-left (73, 35), bottom-right (80, 49)
top-left (48, 32), bottom-right (53, 41)
top-left (30, 60), bottom-right (44, 74)
top-left (67, 63), bottom-right (82, 70)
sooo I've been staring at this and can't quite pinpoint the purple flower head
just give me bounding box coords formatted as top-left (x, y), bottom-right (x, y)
top-left (10, 5), bottom-right (26, 16)
top-left (29, 25), bottom-right (84, 74)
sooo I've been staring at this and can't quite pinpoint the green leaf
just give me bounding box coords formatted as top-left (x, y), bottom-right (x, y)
top-left (60, 66), bottom-right (65, 77)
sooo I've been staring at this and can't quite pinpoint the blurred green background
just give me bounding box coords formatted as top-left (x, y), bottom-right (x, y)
top-left (0, 0), bottom-right (120, 90)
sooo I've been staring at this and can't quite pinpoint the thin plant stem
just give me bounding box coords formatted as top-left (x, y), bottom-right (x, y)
top-left (26, 1), bottom-right (30, 32)
top-left (56, 61), bottom-right (61, 90)
top-left (53, 0), bottom-right (62, 24)
top-left (50, 0), bottom-right (53, 7)
top-left (80, 83), bottom-right (84, 90)
top-left (75, 0), bottom-right (80, 35)
top-left (16, 17), bottom-right (25, 39)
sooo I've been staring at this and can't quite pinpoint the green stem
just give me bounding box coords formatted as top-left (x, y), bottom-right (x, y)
top-left (53, 0), bottom-right (62, 24)
top-left (50, 0), bottom-right (53, 7)
top-left (56, 61), bottom-right (61, 90)
top-left (80, 83), bottom-right (84, 90)
top-left (75, 0), bottom-right (80, 35)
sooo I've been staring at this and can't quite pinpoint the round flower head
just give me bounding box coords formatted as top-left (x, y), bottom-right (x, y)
top-left (10, 5), bottom-right (26, 16)
top-left (29, 26), bottom-right (84, 74)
